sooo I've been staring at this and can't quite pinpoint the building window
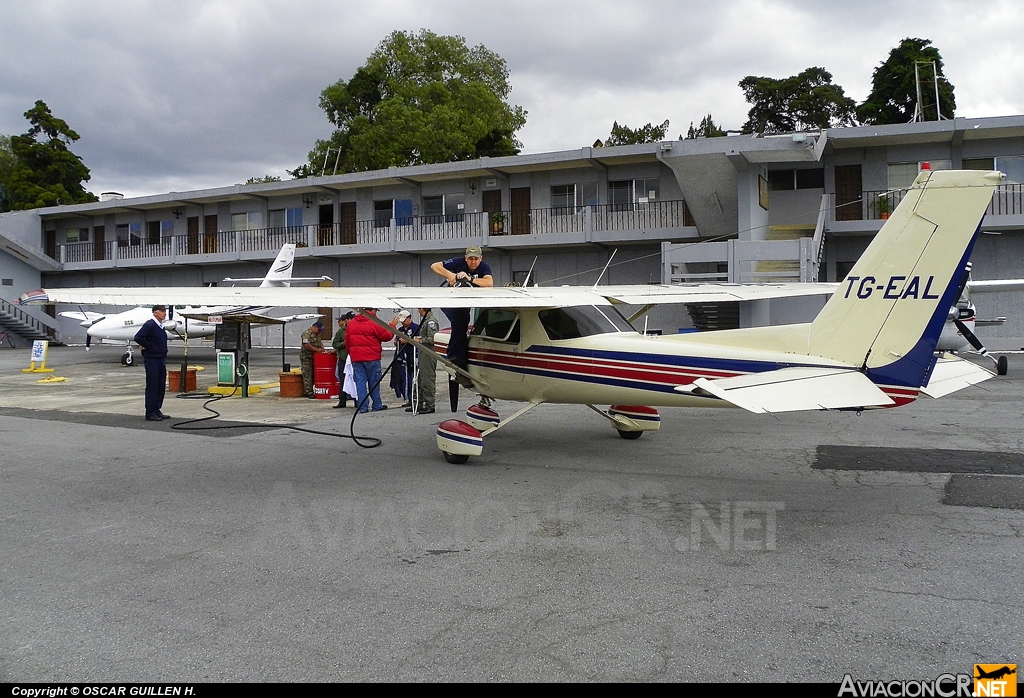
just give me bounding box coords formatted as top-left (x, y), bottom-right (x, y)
top-left (888, 161), bottom-right (952, 190)
top-left (421, 194), bottom-right (463, 223)
top-left (768, 169), bottom-right (824, 190)
top-left (963, 158), bottom-right (995, 170)
top-left (609, 179), bottom-right (659, 210)
top-left (996, 156), bottom-right (1024, 183)
top-left (269, 208), bottom-right (303, 230)
top-left (231, 211), bottom-right (262, 231)
top-left (116, 222), bottom-right (143, 246)
top-left (65, 227), bottom-right (90, 243)
top-left (374, 200), bottom-right (393, 228)
top-left (551, 185), bottom-right (575, 214)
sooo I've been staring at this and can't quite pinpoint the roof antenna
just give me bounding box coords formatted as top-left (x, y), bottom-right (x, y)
top-left (593, 249), bottom-right (617, 289)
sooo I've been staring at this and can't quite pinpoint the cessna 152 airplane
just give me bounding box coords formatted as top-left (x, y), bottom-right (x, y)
top-left (24, 169), bottom-right (1006, 463)
top-left (53, 244), bottom-right (325, 364)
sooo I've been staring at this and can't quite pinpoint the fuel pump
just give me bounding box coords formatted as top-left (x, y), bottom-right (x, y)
top-left (214, 320), bottom-right (252, 397)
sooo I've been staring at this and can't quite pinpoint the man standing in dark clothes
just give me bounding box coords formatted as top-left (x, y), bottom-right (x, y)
top-left (430, 246), bottom-right (493, 373)
top-left (134, 305), bottom-right (170, 421)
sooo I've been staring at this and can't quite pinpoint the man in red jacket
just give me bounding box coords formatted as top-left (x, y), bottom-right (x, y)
top-left (345, 308), bottom-right (397, 413)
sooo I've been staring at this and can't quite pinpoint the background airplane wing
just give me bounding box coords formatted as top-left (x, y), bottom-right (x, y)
top-left (966, 279), bottom-right (1024, 293)
top-left (28, 282), bottom-right (838, 310)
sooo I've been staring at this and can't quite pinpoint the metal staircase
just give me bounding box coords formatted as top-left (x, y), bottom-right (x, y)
top-left (0, 296), bottom-right (61, 343)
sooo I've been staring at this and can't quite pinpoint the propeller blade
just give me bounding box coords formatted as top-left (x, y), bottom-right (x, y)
top-left (85, 332), bottom-right (92, 351)
top-left (449, 377), bottom-right (459, 412)
top-left (953, 318), bottom-right (986, 353)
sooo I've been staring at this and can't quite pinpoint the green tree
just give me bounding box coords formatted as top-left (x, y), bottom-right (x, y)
top-left (602, 119), bottom-right (670, 146)
top-left (685, 114), bottom-right (726, 139)
top-left (0, 135), bottom-right (15, 212)
top-left (298, 30), bottom-right (527, 176)
top-left (243, 174), bottom-right (282, 185)
top-left (739, 67), bottom-right (857, 134)
top-left (857, 38), bottom-right (955, 124)
top-left (7, 101), bottom-right (97, 210)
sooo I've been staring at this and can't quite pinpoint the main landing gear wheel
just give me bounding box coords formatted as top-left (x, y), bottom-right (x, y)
top-left (121, 352), bottom-right (134, 366)
top-left (443, 452), bottom-right (470, 465)
top-left (998, 355), bottom-right (1008, 376)
top-left (616, 429), bottom-right (643, 440)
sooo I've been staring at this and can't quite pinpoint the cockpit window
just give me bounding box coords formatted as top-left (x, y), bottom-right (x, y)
top-left (538, 306), bottom-right (634, 340)
top-left (471, 309), bottom-right (520, 343)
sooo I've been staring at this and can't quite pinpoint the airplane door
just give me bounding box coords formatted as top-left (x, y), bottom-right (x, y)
top-left (469, 309), bottom-right (524, 384)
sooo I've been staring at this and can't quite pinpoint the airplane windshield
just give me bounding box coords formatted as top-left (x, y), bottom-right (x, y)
top-left (538, 306), bottom-right (634, 341)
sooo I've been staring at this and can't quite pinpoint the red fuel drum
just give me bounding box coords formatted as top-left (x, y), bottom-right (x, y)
top-left (313, 351), bottom-right (340, 399)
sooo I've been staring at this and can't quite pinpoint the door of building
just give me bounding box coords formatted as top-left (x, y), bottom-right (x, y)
top-left (319, 204), bottom-right (334, 246)
top-left (93, 226), bottom-right (105, 261)
top-left (834, 165), bottom-right (863, 221)
top-left (204, 215), bottom-right (218, 253)
top-left (483, 190), bottom-right (503, 234)
top-left (187, 217), bottom-right (199, 255)
top-left (339, 202), bottom-right (357, 244)
top-left (510, 187), bottom-right (531, 235)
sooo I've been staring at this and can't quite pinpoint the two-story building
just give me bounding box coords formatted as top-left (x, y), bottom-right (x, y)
top-left (2, 115), bottom-right (1022, 348)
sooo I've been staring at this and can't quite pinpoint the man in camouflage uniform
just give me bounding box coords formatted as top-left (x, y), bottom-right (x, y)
top-left (300, 320), bottom-right (326, 398)
top-left (407, 308), bottom-right (438, 414)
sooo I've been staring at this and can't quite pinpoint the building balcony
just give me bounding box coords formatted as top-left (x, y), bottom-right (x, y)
top-left (826, 184), bottom-right (1024, 234)
top-left (54, 200), bottom-right (696, 270)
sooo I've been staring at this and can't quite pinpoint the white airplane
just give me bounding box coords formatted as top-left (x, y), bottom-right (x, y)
top-left (25, 170), bottom-right (1006, 464)
top-left (56, 244), bottom-right (324, 364)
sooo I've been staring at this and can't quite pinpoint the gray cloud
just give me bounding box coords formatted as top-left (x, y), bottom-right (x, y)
top-left (1, 0), bottom-right (1020, 196)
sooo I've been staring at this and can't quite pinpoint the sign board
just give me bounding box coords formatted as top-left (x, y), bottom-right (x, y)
top-left (209, 315), bottom-right (223, 325)
top-left (217, 351), bottom-right (236, 385)
top-left (30, 340), bottom-right (48, 362)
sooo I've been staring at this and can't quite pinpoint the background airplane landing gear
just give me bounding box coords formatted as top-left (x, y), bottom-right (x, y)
top-left (998, 355), bottom-right (1008, 376)
top-left (121, 351), bottom-right (134, 366)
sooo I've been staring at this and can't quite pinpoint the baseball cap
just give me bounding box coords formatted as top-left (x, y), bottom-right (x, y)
top-left (396, 310), bottom-right (411, 320)
top-left (465, 246), bottom-right (482, 258)
top-left (313, 321), bottom-right (324, 330)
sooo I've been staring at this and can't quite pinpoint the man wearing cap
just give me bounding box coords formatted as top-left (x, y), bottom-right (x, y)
top-left (391, 310), bottom-right (418, 407)
top-left (332, 312), bottom-right (355, 408)
top-left (134, 305), bottom-right (170, 421)
top-left (345, 308), bottom-right (398, 413)
top-left (431, 246), bottom-right (493, 374)
top-left (300, 320), bottom-right (327, 399)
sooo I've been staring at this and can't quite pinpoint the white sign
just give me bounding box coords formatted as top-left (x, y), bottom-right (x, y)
top-left (209, 315), bottom-right (223, 324)
top-left (30, 340), bottom-right (47, 361)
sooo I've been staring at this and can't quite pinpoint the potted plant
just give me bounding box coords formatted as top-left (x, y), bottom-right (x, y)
top-left (490, 211), bottom-right (506, 234)
top-left (876, 195), bottom-right (892, 220)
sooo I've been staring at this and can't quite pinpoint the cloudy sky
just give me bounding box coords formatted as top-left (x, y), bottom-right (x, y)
top-left (2, 0), bottom-right (1022, 198)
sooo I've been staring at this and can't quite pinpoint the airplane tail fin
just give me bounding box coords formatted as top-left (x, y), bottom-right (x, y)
top-left (808, 169), bottom-right (1002, 391)
top-left (260, 244), bottom-right (296, 287)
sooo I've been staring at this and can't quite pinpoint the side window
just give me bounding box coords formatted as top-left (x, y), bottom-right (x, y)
top-left (471, 309), bottom-right (520, 343)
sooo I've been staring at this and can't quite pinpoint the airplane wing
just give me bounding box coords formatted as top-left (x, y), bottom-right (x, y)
top-left (676, 366), bottom-right (895, 413)
top-left (966, 279), bottom-right (1024, 293)
top-left (920, 353), bottom-right (995, 398)
top-left (26, 282), bottom-right (838, 310)
top-left (58, 310), bottom-right (106, 326)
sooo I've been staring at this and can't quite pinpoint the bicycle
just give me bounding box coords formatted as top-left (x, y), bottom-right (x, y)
top-left (0, 330), bottom-right (15, 349)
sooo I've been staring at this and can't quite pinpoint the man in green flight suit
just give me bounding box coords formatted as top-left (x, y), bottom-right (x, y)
top-left (406, 307), bottom-right (438, 414)
top-left (300, 320), bottom-right (326, 398)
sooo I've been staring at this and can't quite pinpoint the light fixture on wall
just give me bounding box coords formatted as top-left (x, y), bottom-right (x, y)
top-left (302, 195), bottom-right (314, 209)
top-left (469, 180), bottom-right (477, 195)
top-left (171, 207), bottom-right (184, 219)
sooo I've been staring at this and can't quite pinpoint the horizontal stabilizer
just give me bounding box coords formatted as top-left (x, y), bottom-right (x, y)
top-left (678, 367), bottom-right (894, 413)
top-left (920, 354), bottom-right (995, 398)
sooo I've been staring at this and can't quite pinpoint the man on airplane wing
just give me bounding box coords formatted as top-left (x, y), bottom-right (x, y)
top-left (431, 246), bottom-right (493, 374)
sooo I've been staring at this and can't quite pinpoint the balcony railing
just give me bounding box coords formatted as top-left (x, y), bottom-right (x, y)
top-left (831, 184), bottom-right (1024, 222)
top-left (54, 199), bottom-right (693, 265)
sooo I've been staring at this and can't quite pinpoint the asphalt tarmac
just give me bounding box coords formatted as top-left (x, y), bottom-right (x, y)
top-left (1, 344), bottom-right (1022, 682)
